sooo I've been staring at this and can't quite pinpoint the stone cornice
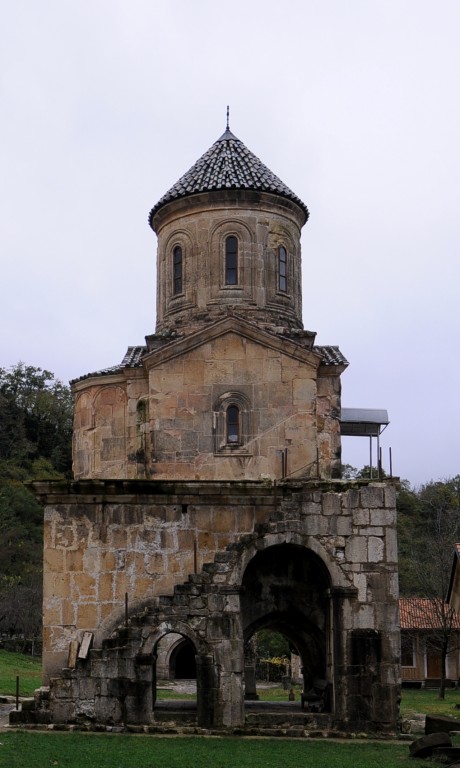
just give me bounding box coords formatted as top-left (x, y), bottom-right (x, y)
top-left (142, 315), bottom-right (322, 370)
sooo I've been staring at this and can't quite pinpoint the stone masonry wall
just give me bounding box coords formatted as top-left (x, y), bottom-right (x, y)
top-left (152, 191), bottom-right (305, 335)
top-left (72, 325), bottom-right (342, 482)
top-left (39, 478), bottom-right (399, 716)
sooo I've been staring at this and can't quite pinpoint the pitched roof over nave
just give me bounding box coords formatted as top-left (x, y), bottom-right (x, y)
top-left (72, 341), bottom-right (349, 383)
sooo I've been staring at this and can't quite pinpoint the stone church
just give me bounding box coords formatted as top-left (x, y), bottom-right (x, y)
top-left (31, 120), bottom-right (400, 732)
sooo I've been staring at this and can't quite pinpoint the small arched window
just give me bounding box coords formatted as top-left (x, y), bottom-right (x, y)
top-left (214, 392), bottom-right (252, 453)
top-left (226, 405), bottom-right (240, 444)
top-left (173, 245), bottom-right (183, 295)
top-left (278, 245), bottom-right (287, 292)
top-left (225, 236), bottom-right (238, 285)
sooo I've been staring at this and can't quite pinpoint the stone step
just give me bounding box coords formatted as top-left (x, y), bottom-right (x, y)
top-left (245, 709), bottom-right (333, 730)
top-left (153, 710), bottom-right (197, 725)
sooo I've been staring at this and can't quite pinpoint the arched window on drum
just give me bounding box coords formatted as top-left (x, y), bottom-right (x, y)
top-left (173, 245), bottom-right (183, 295)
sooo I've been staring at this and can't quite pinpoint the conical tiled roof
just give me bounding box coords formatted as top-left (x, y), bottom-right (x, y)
top-left (149, 127), bottom-right (309, 224)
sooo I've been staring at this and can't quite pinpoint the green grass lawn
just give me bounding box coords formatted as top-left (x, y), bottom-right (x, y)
top-left (0, 649), bottom-right (42, 697)
top-left (0, 732), bottom-right (428, 768)
top-left (0, 651), bottom-right (454, 768)
top-left (156, 683), bottom-right (304, 701)
top-left (400, 686), bottom-right (460, 719)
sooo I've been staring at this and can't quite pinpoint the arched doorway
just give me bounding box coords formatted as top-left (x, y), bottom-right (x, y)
top-left (153, 632), bottom-right (197, 709)
top-left (241, 543), bottom-right (331, 709)
top-left (169, 638), bottom-right (197, 679)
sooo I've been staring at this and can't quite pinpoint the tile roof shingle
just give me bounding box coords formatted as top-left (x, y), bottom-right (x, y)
top-left (72, 339), bottom-right (347, 384)
top-left (399, 597), bottom-right (460, 630)
top-left (149, 128), bottom-right (309, 223)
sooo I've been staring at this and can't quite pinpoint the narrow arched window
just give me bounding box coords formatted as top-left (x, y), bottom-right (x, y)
top-left (278, 245), bottom-right (287, 292)
top-left (173, 245), bottom-right (183, 295)
top-left (226, 405), bottom-right (240, 444)
top-left (225, 236), bottom-right (238, 285)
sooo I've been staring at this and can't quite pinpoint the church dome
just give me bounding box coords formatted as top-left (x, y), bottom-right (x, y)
top-left (149, 127), bottom-right (309, 225)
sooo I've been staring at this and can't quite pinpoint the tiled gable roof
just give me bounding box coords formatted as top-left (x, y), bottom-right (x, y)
top-left (314, 345), bottom-right (348, 367)
top-left (70, 346), bottom-right (147, 384)
top-left (399, 597), bottom-right (460, 630)
top-left (149, 128), bottom-right (309, 223)
top-left (120, 346), bottom-right (147, 368)
top-left (72, 339), bottom-right (346, 384)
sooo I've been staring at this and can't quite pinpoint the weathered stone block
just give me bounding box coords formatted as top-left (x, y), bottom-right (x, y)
top-left (77, 603), bottom-right (98, 628)
top-left (370, 508), bottom-right (395, 526)
top-left (322, 493), bottom-right (341, 516)
top-left (385, 528), bottom-right (398, 563)
top-left (410, 732), bottom-right (452, 758)
top-left (336, 517), bottom-right (352, 536)
top-left (368, 537), bottom-right (384, 563)
top-left (98, 573), bottom-right (114, 601)
top-left (345, 536), bottom-right (368, 563)
top-left (352, 508), bottom-right (369, 526)
top-left (74, 572), bottom-right (97, 599)
top-left (360, 486), bottom-right (384, 509)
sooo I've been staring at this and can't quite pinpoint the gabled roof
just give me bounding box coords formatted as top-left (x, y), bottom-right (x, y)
top-left (399, 597), bottom-right (460, 630)
top-left (149, 127), bottom-right (309, 223)
top-left (318, 346), bottom-right (349, 367)
top-left (71, 335), bottom-right (347, 384)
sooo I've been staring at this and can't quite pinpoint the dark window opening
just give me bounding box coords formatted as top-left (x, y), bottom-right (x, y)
top-left (226, 405), bottom-right (240, 444)
top-left (225, 236), bottom-right (238, 285)
top-left (173, 245), bottom-right (183, 295)
top-left (278, 245), bottom-right (287, 292)
top-left (401, 635), bottom-right (415, 667)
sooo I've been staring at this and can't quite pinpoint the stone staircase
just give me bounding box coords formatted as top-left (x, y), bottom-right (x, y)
top-left (11, 504), bottom-right (336, 733)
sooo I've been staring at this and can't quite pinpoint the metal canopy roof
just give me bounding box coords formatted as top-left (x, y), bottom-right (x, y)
top-left (340, 408), bottom-right (389, 437)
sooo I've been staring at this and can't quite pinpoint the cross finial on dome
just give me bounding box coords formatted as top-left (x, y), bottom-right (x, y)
top-left (226, 105), bottom-right (230, 131)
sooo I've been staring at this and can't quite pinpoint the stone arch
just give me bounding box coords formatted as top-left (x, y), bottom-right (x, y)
top-left (135, 396), bottom-right (150, 476)
top-left (140, 620), bottom-right (219, 726)
top-left (140, 620), bottom-right (209, 657)
top-left (266, 222), bottom-right (301, 320)
top-left (72, 390), bottom-right (94, 478)
top-left (208, 218), bottom-right (255, 302)
top-left (92, 385), bottom-right (127, 476)
top-left (162, 229), bottom-right (195, 317)
top-left (230, 529), bottom-right (353, 592)
top-left (213, 390), bottom-right (253, 453)
top-left (241, 542), bottom-right (332, 703)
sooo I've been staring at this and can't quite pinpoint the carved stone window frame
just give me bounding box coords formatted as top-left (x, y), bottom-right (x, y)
top-left (214, 391), bottom-right (252, 455)
top-left (163, 230), bottom-right (195, 318)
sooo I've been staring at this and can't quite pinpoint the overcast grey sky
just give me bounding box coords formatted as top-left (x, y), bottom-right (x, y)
top-left (1, 1), bottom-right (459, 487)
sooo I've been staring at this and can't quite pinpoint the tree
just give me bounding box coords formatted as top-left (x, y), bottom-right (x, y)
top-left (0, 363), bottom-right (73, 474)
top-left (0, 363), bottom-right (73, 652)
top-left (400, 477), bottom-right (460, 698)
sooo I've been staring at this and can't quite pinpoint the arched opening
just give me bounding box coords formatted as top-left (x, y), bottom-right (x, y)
top-left (241, 543), bottom-right (332, 711)
top-left (173, 245), bottom-right (183, 295)
top-left (225, 235), bottom-right (238, 285)
top-left (169, 638), bottom-right (197, 680)
top-left (226, 404), bottom-right (240, 444)
top-left (153, 632), bottom-right (197, 712)
top-left (278, 245), bottom-right (287, 292)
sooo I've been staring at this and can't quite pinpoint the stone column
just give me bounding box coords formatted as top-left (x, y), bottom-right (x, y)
top-left (196, 654), bottom-right (219, 728)
top-left (330, 586), bottom-right (358, 726)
